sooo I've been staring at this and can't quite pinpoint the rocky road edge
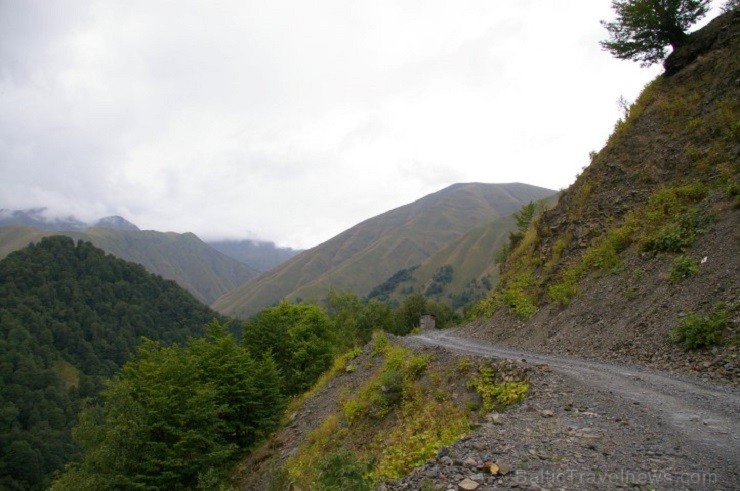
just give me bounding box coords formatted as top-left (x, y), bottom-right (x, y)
top-left (387, 330), bottom-right (740, 491)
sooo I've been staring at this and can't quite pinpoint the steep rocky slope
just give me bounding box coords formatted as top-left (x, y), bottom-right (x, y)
top-left (214, 183), bottom-right (554, 318)
top-left (234, 332), bottom-right (739, 490)
top-left (463, 10), bottom-right (739, 383)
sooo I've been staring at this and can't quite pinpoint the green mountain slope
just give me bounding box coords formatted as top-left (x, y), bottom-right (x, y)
top-left (372, 194), bottom-right (559, 309)
top-left (374, 215), bottom-right (516, 308)
top-left (0, 236), bottom-right (223, 490)
top-left (213, 183), bottom-right (555, 318)
top-left (0, 226), bottom-right (48, 258)
top-left (465, 10), bottom-right (739, 380)
top-left (0, 226), bottom-right (258, 304)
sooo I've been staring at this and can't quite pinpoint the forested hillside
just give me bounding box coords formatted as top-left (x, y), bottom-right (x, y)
top-left (0, 234), bottom-right (471, 490)
top-left (0, 236), bottom-right (222, 490)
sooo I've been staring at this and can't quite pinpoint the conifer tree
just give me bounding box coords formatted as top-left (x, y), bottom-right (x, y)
top-left (600, 0), bottom-right (711, 66)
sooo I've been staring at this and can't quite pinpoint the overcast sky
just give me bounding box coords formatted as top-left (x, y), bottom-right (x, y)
top-left (0, 1), bottom-right (723, 249)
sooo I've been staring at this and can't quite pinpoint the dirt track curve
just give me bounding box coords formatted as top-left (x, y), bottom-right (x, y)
top-left (406, 329), bottom-right (740, 489)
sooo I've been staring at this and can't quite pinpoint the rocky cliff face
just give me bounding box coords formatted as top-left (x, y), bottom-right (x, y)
top-left (465, 10), bottom-right (739, 384)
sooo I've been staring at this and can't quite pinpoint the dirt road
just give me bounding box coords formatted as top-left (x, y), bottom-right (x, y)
top-left (398, 329), bottom-right (740, 490)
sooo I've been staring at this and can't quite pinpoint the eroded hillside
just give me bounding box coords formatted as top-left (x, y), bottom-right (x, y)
top-left (464, 10), bottom-right (739, 383)
top-left (235, 333), bottom-right (532, 490)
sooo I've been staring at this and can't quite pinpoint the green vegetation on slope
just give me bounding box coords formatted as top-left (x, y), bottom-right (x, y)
top-left (367, 196), bottom-right (556, 315)
top-left (0, 226), bottom-right (49, 258)
top-left (77, 228), bottom-right (260, 304)
top-left (51, 322), bottom-right (285, 491)
top-left (470, 11), bottom-right (739, 323)
top-left (546, 182), bottom-right (712, 306)
top-left (213, 183), bottom-right (555, 318)
top-left (277, 333), bottom-right (529, 489)
top-left (0, 236), bottom-right (222, 490)
top-left (53, 291), bottom-right (398, 489)
top-left (669, 303), bottom-right (739, 350)
top-left (0, 226), bottom-right (259, 304)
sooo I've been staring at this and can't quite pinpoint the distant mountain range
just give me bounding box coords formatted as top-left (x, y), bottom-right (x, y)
top-left (0, 226), bottom-right (258, 305)
top-left (1, 183), bottom-right (555, 313)
top-left (0, 208), bottom-right (139, 232)
top-left (213, 182), bottom-right (556, 318)
top-left (207, 239), bottom-right (301, 272)
top-left (0, 211), bottom-right (300, 304)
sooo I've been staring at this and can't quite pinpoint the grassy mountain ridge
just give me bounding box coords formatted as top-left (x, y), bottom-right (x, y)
top-left (465, 9), bottom-right (739, 381)
top-left (374, 194), bottom-right (559, 308)
top-left (0, 226), bottom-right (258, 304)
top-left (213, 183), bottom-right (555, 318)
top-left (0, 226), bottom-right (48, 258)
top-left (377, 216), bottom-right (516, 307)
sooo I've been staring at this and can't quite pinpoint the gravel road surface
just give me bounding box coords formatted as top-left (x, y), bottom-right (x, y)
top-left (393, 329), bottom-right (740, 490)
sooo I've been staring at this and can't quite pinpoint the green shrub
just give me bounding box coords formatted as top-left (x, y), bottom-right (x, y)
top-left (503, 274), bottom-right (538, 319)
top-left (547, 225), bottom-right (632, 306)
top-left (372, 399), bottom-right (468, 480)
top-left (343, 345), bottom-right (428, 424)
top-left (469, 273), bottom-right (537, 320)
top-left (315, 451), bottom-right (373, 491)
top-left (544, 236), bottom-right (570, 271)
top-left (582, 225), bottom-right (632, 271)
top-left (457, 357), bottom-right (472, 374)
top-left (670, 256), bottom-right (698, 283)
top-left (371, 330), bottom-right (390, 355)
top-left (504, 289), bottom-right (537, 319)
top-left (547, 274), bottom-right (580, 306)
top-left (642, 210), bottom-right (703, 253)
top-left (670, 306), bottom-right (730, 350)
top-left (467, 293), bottom-right (503, 320)
top-left (468, 366), bottom-right (529, 413)
top-left (638, 184), bottom-right (708, 253)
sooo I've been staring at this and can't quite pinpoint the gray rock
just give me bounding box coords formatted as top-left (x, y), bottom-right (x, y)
top-left (457, 477), bottom-right (480, 490)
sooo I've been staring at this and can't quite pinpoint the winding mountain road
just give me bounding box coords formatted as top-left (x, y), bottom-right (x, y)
top-left (410, 329), bottom-right (740, 486)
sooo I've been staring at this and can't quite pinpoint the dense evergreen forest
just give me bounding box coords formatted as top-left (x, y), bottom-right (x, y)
top-left (51, 292), bottom-right (463, 488)
top-left (50, 321), bottom-right (286, 490)
top-left (0, 236), bottom-right (222, 490)
top-left (0, 236), bottom-right (463, 490)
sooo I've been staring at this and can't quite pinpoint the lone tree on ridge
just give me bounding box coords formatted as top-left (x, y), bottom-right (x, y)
top-left (600, 0), bottom-right (712, 66)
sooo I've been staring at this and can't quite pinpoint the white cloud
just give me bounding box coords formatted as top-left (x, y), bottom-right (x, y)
top-left (0, 1), bottom-right (723, 248)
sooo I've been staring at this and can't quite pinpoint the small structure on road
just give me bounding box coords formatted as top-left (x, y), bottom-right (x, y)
top-left (420, 314), bottom-right (436, 331)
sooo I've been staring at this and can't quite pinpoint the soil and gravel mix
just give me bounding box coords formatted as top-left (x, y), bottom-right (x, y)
top-left (387, 331), bottom-right (739, 491)
top-left (237, 330), bottom-right (739, 490)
